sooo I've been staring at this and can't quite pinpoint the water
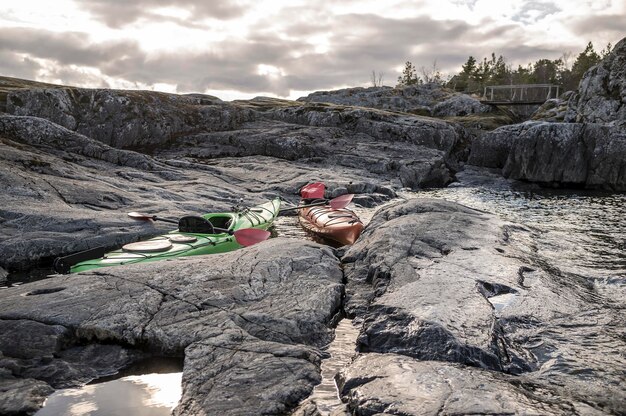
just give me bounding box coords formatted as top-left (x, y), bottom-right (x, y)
top-left (35, 359), bottom-right (183, 416)
top-left (35, 372), bottom-right (182, 416)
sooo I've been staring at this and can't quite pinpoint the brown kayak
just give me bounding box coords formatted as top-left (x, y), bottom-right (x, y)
top-left (298, 202), bottom-right (364, 245)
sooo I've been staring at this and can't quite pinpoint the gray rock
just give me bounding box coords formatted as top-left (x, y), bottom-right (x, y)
top-left (566, 36), bottom-right (626, 127)
top-left (5, 84), bottom-right (468, 184)
top-left (0, 373), bottom-right (54, 415)
top-left (337, 354), bottom-right (606, 416)
top-left (431, 94), bottom-right (492, 117)
top-left (342, 199), bottom-right (523, 372)
top-left (298, 84), bottom-right (492, 119)
top-left (531, 91), bottom-right (575, 122)
top-left (340, 199), bottom-right (626, 414)
top-left (0, 110), bottom-right (404, 271)
top-left (158, 118), bottom-right (457, 189)
top-left (0, 268), bottom-right (6, 285)
top-left (468, 121), bottom-right (626, 190)
top-left (6, 87), bottom-right (255, 148)
top-left (0, 238), bottom-right (344, 415)
top-left (0, 320), bottom-right (68, 360)
top-left (467, 122), bottom-right (523, 168)
top-left (503, 122), bottom-right (626, 189)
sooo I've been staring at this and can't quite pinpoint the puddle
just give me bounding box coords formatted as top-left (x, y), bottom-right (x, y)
top-left (35, 358), bottom-right (183, 416)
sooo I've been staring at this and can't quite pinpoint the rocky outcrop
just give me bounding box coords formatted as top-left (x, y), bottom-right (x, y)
top-left (431, 94), bottom-right (492, 117)
top-left (2, 71), bottom-right (624, 415)
top-left (468, 121), bottom-right (626, 190)
top-left (159, 119), bottom-right (455, 189)
top-left (3, 81), bottom-right (469, 195)
top-left (298, 84), bottom-right (492, 117)
top-left (0, 105), bottom-right (459, 271)
top-left (0, 372), bottom-right (54, 415)
top-left (0, 238), bottom-right (343, 415)
top-left (566, 37), bottom-right (626, 127)
top-left (336, 354), bottom-right (604, 415)
top-left (531, 91), bottom-right (574, 122)
top-left (339, 199), bottom-right (626, 414)
top-left (503, 122), bottom-right (626, 188)
top-left (467, 36), bottom-right (626, 190)
top-left (6, 87), bottom-right (250, 149)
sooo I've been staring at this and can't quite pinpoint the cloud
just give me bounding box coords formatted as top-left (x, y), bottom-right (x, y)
top-left (512, 1), bottom-right (561, 24)
top-left (76, 0), bottom-right (249, 27)
top-left (0, 27), bottom-right (142, 68)
top-left (571, 14), bottom-right (626, 39)
top-left (0, 51), bottom-right (42, 81)
top-left (3, 2), bottom-right (623, 99)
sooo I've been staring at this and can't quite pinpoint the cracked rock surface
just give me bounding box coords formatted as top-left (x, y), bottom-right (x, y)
top-left (0, 83), bottom-right (470, 271)
top-left (339, 199), bottom-right (626, 415)
top-left (0, 238), bottom-right (343, 415)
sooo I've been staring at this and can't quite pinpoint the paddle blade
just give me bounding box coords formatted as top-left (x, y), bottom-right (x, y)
top-left (329, 194), bottom-right (354, 210)
top-left (128, 212), bottom-right (155, 221)
top-left (234, 228), bottom-right (271, 247)
top-left (300, 182), bottom-right (325, 199)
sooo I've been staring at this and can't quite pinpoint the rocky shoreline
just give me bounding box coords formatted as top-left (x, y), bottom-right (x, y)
top-left (0, 38), bottom-right (624, 415)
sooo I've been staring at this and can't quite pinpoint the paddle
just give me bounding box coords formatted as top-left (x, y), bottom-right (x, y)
top-left (279, 193), bottom-right (354, 213)
top-left (232, 228), bottom-right (271, 247)
top-left (127, 212), bottom-right (270, 247)
top-left (128, 212), bottom-right (178, 225)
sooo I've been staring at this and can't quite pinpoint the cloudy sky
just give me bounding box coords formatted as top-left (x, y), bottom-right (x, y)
top-left (1, 0), bottom-right (624, 100)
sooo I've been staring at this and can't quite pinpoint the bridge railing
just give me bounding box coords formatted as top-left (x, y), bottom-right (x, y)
top-left (482, 84), bottom-right (560, 104)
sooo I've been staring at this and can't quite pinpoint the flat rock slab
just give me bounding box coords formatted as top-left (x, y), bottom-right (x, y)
top-left (337, 353), bottom-right (606, 416)
top-left (0, 238), bottom-right (344, 415)
top-left (341, 198), bottom-right (626, 414)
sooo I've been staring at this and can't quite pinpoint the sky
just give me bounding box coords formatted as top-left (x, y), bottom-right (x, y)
top-left (1, 0), bottom-right (624, 101)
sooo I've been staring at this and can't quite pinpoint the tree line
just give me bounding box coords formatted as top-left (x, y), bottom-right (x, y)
top-left (394, 41), bottom-right (612, 94)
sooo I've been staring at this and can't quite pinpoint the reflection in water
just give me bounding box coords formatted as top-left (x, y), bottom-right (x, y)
top-left (36, 372), bottom-right (182, 416)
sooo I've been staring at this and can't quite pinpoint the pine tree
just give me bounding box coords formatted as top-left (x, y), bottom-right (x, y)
top-left (396, 61), bottom-right (421, 86)
top-left (456, 56), bottom-right (477, 91)
top-left (571, 42), bottom-right (601, 85)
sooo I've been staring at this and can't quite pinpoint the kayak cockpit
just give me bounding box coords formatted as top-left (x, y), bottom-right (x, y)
top-left (177, 214), bottom-right (234, 234)
top-left (204, 214), bottom-right (234, 231)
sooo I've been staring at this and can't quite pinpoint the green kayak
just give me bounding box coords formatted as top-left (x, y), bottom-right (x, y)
top-left (54, 198), bottom-right (281, 274)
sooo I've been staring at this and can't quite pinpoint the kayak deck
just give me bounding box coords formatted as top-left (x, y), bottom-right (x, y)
top-left (65, 198), bottom-right (281, 273)
top-left (298, 200), bottom-right (363, 246)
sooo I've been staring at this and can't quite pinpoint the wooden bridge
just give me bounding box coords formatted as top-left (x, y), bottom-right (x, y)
top-left (480, 84), bottom-right (560, 105)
